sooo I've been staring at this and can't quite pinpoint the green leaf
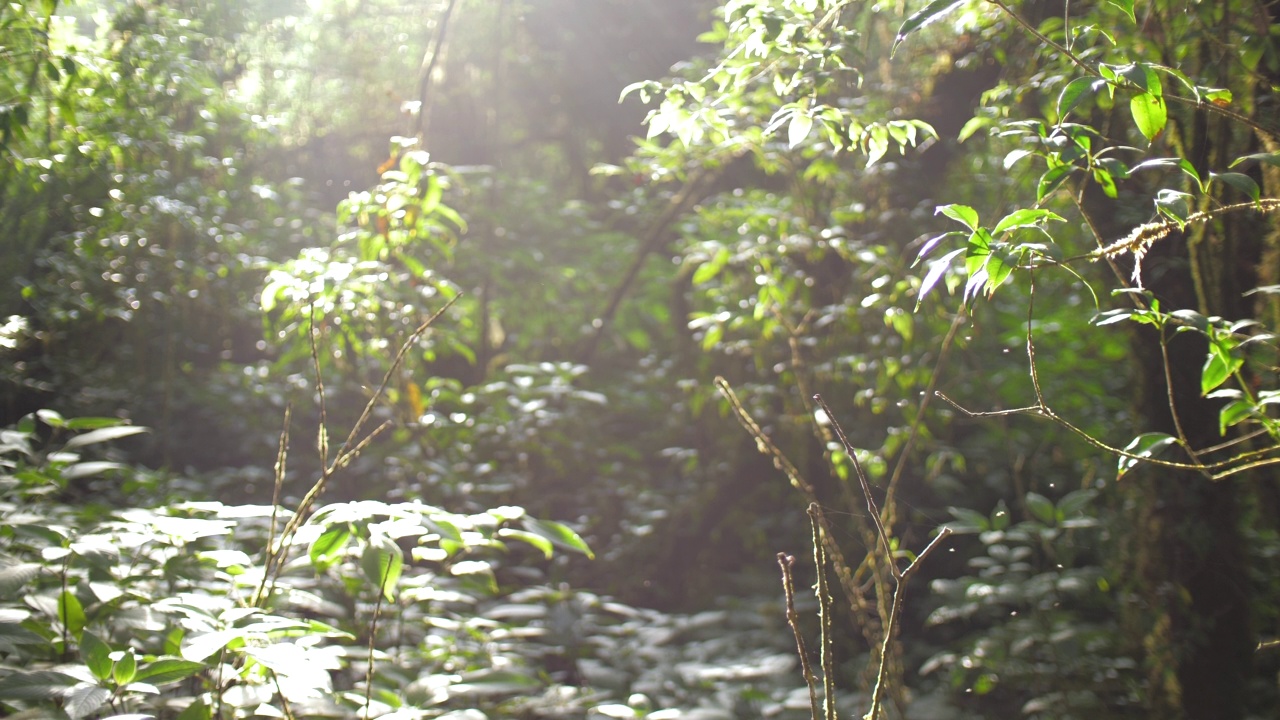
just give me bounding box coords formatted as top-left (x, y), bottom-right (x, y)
top-left (63, 425), bottom-right (148, 450)
top-left (1025, 492), bottom-right (1056, 525)
top-left (1107, 0), bottom-right (1136, 22)
top-left (0, 670), bottom-right (79, 700)
top-left (135, 657), bottom-right (207, 686)
top-left (113, 649), bottom-right (137, 686)
top-left (80, 630), bottom-right (114, 681)
top-left (361, 534), bottom-right (404, 602)
top-left (892, 0), bottom-right (965, 55)
top-left (309, 524), bottom-right (353, 572)
top-left (1130, 92), bottom-right (1167, 143)
top-left (992, 208), bottom-right (1064, 235)
top-left (1230, 151), bottom-right (1280, 169)
top-left (1056, 489), bottom-right (1097, 517)
top-left (1093, 167), bottom-right (1118, 198)
top-left (691, 247), bottom-right (730, 285)
top-left (787, 111), bottom-right (813, 149)
top-left (936, 204), bottom-right (979, 231)
top-left (66, 683), bottom-right (111, 720)
top-left (1202, 347), bottom-right (1242, 395)
top-left (1037, 165), bottom-right (1075, 201)
top-left (945, 506), bottom-right (990, 533)
top-left (916, 248), bottom-right (965, 311)
top-left (0, 563), bottom-right (41, 599)
top-left (520, 518), bottom-right (595, 559)
top-left (1155, 189), bottom-right (1193, 226)
top-left (176, 699), bottom-right (213, 720)
top-left (1219, 399), bottom-right (1254, 436)
top-left (497, 528), bottom-right (555, 559)
top-left (1119, 433), bottom-right (1177, 478)
top-left (63, 417), bottom-right (131, 430)
top-left (59, 590), bottom-right (86, 636)
top-left (1057, 77), bottom-right (1103, 118)
top-left (1209, 171), bottom-right (1261, 204)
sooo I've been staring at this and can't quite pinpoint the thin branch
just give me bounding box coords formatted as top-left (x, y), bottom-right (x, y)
top-left (411, 0), bottom-right (460, 141)
top-left (813, 394), bottom-right (897, 578)
top-left (778, 553), bottom-right (821, 720)
top-left (253, 405), bottom-right (292, 607)
top-left (715, 377), bottom-right (821, 504)
top-left (579, 165), bottom-right (725, 363)
top-left (809, 505), bottom-right (838, 720)
top-left (883, 310), bottom-right (965, 525)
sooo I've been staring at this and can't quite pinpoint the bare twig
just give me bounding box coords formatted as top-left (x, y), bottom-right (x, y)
top-left (779, 553), bottom-right (821, 720)
top-left (814, 395), bottom-right (896, 578)
top-left (809, 505), bottom-right (838, 720)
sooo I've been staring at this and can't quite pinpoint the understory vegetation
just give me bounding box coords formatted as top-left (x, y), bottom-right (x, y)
top-left (2, 1), bottom-right (1279, 719)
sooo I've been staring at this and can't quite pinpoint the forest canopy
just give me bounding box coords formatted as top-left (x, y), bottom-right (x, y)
top-left (1, 1), bottom-right (1278, 719)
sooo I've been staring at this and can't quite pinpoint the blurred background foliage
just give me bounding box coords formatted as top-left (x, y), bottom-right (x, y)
top-left (1, 0), bottom-right (1279, 718)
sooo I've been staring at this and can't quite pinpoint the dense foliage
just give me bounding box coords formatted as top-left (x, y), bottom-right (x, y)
top-left (2, 0), bottom-right (1279, 719)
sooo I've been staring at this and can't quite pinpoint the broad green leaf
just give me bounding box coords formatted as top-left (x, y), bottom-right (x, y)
top-left (1204, 88), bottom-right (1233, 105)
top-left (1202, 347), bottom-right (1242, 395)
top-left (945, 506), bottom-right (990, 533)
top-left (691, 247), bottom-right (730, 285)
top-left (0, 670), bottom-right (79, 700)
top-left (936, 204), bottom-right (979, 231)
top-left (361, 534), bottom-right (404, 601)
top-left (1118, 433), bottom-right (1177, 478)
top-left (865, 123), bottom-right (890, 167)
top-left (1037, 165), bottom-right (1075, 200)
top-left (309, 524), bottom-right (353, 572)
top-left (135, 658), bottom-right (207, 686)
top-left (892, 0), bottom-right (965, 55)
top-left (992, 208), bottom-right (1064, 235)
top-left (175, 699), bottom-right (213, 720)
top-left (914, 231), bottom-right (964, 264)
top-left (1155, 189), bottom-right (1193, 226)
top-left (1093, 167), bottom-right (1118, 198)
top-left (1130, 92), bottom-right (1167, 143)
top-left (113, 649), bottom-right (137, 686)
top-left (787, 111), bottom-right (813, 149)
top-left (0, 562), bottom-right (41, 599)
top-left (63, 417), bottom-right (130, 430)
top-left (496, 528), bottom-right (555, 559)
top-left (59, 590), bottom-right (86, 636)
top-left (80, 630), bottom-right (113, 681)
top-left (1209, 171), bottom-right (1261, 204)
top-left (1025, 493), bottom-right (1056, 525)
top-left (1106, 0), bottom-right (1136, 23)
top-left (1057, 77), bottom-right (1102, 118)
top-left (520, 518), bottom-right (595, 559)
top-left (1003, 148), bottom-right (1033, 169)
top-left (916, 248), bottom-right (965, 310)
top-left (1230, 151), bottom-right (1280, 169)
top-left (1219, 399), bottom-right (1254, 436)
top-left (990, 500), bottom-right (1011, 530)
top-left (63, 425), bottom-right (148, 450)
top-left (1056, 489), bottom-right (1097, 517)
top-left (66, 684), bottom-right (111, 720)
